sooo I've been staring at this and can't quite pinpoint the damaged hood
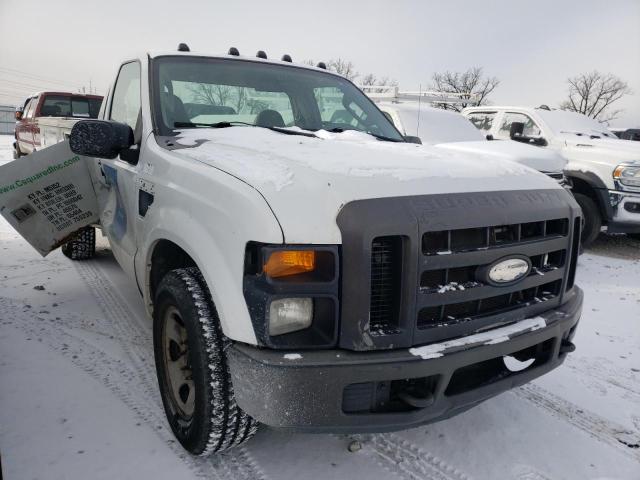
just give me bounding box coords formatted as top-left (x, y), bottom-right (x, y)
top-left (434, 140), bottom-right (568, 173)
top-left (170, 127), bottom-right (563, 243)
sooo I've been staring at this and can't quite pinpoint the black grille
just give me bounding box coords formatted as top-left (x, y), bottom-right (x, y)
top-left (338, 189), bottom-right (581, 351)
top-left (415, 216), bottom-right (572, 344)
top-left (418, 280), bottom-right (562, 328)
top-left (567, 217), bottom-right (581, 289)
top-left (423, 219), bottom-right (569, 255)
top-left (370, 237), bottom-right (402, 333)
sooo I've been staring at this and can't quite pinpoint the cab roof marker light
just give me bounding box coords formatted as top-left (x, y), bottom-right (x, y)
top-left (281, 54), bottom-right (292, 62)
top-left (177, 43), bottom-right (190, 52)
top-left (256, 50), bottom-right (267, 59)
top-left (317, 62), bottom-right (327, 69)
top-left (228, 47), bottom-right (240, 56)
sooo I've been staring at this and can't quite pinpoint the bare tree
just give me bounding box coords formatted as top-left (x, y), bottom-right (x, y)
top-left (560, 71), bottom-right (631, 121)
top-left (327, 58), bottom-right (359, 81)
top-left (186, 83), bottom-right (233, 106)
top-left (430, 67), bottom-right (500, 112)
top-left (360, 73), bottom-right (398, 93)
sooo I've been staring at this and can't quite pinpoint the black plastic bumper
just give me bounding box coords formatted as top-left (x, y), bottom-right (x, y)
top-left (228, 287), bottom-right (583, 433)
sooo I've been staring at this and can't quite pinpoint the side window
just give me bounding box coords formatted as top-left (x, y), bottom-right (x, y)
top-left (466, 112), bottom-right (496, 132)
top-left (110, 62), bottom-right (141, 130)
top-left (497, 112), bottom-right (541, 139)
top-left (23, 99), bottom-right (35, 119)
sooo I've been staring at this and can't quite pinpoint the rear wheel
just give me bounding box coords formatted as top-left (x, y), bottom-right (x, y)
top-left (61, 226), bottom-right (96, 260)
top-left (153, 267), bottom-right (258, 456)
top-left (13, 143), bottom-right (22, 159)
top-left (574, 193), bottom-right (601, 247)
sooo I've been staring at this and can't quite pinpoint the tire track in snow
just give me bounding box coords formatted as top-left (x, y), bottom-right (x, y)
top-left (0, 297), bottom-right (212, 479)
top-left (357, 432), bottom-right (472, 480)
top-left (211, 445), bottom-right (266, 480)
top-left (565, 356), bottom-right (640, 402)
top-left (74, 259), bottom-right (268, 480)
top-left (511, 464), bottom-right (554, 480)
top-left (514, 383), bottom-right (640, 461)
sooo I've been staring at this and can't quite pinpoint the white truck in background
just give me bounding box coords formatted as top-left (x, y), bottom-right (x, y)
top-left (0, 46), bottom-right (584, 457)
top-left (376, 102), bottom-right (568, 184)
top-left (463, 106), bottom-right (640, 245)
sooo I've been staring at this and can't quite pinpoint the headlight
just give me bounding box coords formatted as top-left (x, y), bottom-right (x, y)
top-left (268, 298), bottom-right (313, 336)
top-left (243, 243), bottom-right (339, 348)
top-left (613, 164), bottom-right (640, 190)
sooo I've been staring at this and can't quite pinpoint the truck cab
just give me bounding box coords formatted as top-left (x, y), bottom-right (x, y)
top-left (463, 106), bottom-right (640, 245)
top-left (14, 91), bottom-right (103, 158)
top-left (2, 47), bottom-right (584, 457)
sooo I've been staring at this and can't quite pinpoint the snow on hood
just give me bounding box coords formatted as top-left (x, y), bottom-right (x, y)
top-left (435, 140), bottom-right (568, 173)
top-left (172, 127), bottom-right (562, 243)
top-left (562, 135), bottom-right (640, 164)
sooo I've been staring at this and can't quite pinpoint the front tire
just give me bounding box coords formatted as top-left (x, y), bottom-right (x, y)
top-left (574, 193), bottom-right (601, 247)
top-left (61, 226), bottom-right (96, 260)
top-left (153, 267), bottom-right (258, 456)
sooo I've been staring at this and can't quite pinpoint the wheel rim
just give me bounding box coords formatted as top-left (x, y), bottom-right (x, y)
top-left (162, 306), bottom-right (195, 420)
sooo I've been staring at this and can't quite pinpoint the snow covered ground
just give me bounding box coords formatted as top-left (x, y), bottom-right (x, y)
top-left (0, 134), bottom-right (639, 480)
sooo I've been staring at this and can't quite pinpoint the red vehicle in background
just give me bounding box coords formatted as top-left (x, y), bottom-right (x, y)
top-left (14, 91), bottom-right (103, 159)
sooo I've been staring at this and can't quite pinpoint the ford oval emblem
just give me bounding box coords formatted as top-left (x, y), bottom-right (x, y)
top-left (485, 256), bottom-right (531, 286)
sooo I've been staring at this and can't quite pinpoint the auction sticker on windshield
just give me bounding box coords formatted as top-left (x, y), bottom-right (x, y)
top-left (0, 141), bottom-right (99, 256)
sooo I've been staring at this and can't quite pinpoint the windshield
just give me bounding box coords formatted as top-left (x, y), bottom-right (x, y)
top-left (40, 95), bottom-right (102, 118)
top-left (536, 109), bottom-right (617, 139)
top-left (151, 56), bottom-right (403, 141)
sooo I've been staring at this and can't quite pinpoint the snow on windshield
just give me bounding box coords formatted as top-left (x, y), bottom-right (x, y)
top-left (536, 109), bottom-right (617, 138)
top-left (381, 102), bottom-right (485, 144)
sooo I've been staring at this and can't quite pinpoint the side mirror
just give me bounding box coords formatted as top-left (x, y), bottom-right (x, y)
top-left (509, 122), bottom-right (524, 139)
top-left (404, 135), bottom-right (422, 144)
top-left (509, 121), bottom-right (547, 146)
top-left (70, 120), bottom-right (135, 161)
top-left (15, 109), bottom-right (23, 120)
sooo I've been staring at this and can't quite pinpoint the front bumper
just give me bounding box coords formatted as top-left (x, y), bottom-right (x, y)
top-left (601, 190), bottom-right (640, 233)
top-left (228, 286), bottom-right (583, 433)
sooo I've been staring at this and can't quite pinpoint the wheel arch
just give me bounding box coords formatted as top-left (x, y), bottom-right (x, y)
top-left (141, 228), bottom-right (259, 346)
top-left (564, 170), bottom-right (610, 221)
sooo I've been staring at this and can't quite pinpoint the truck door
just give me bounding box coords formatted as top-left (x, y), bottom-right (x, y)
top-left (17, 98), bottom-right (36, 154)
top-left (93, 61), bottom-right (142, 281)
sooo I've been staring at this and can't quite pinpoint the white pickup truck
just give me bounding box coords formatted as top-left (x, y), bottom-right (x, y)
top-left (462, 106), bottom-right (640, 245)
top-left (0, 46), bottom-right (584, 456)
top-left (377, 102), bottom-right (568, 184)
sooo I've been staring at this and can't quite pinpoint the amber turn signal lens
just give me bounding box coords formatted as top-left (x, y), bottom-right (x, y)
top-left (613, 165), bottom-right (626, 178)
top-left (264, 250), bottom-right (316, 278)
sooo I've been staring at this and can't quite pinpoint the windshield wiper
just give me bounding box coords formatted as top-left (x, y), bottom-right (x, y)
top-left (326, 126), bottom-right (401, 143)
top-left (174, 121), bottom-right (317, 138)
top-left (174, 121), bottom-right (253, 128)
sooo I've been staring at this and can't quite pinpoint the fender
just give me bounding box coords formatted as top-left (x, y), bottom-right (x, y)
top-left (136, 179), bottom-right (283, 345)
top-left (563, 168), bottom-right (608, 191)
top-left (563, 168), bottom-right (614, 219)
top-left (139, 218), bottom-right (274, 345)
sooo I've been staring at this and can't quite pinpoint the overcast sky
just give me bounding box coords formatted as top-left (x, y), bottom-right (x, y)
top-left (1, 0), bottom-right (638, 126)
